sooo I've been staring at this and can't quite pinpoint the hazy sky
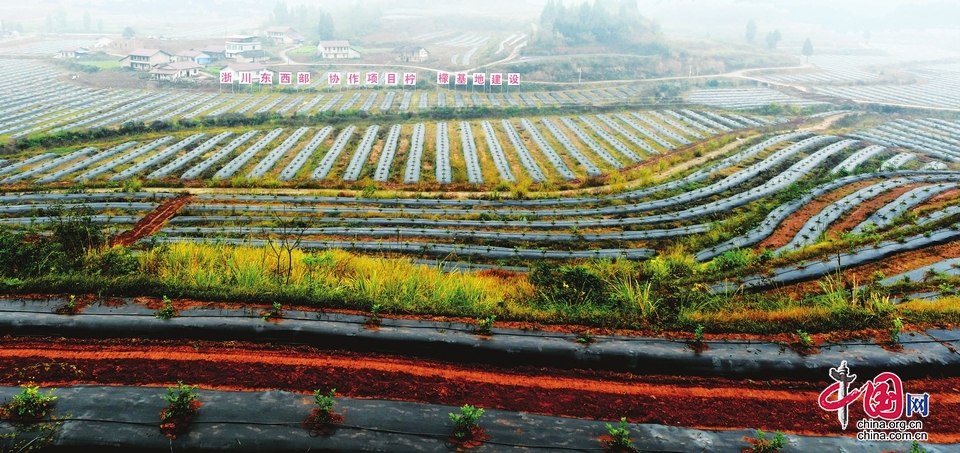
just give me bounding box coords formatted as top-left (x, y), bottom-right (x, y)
top-left (2, 0), bottom-right (957, 42)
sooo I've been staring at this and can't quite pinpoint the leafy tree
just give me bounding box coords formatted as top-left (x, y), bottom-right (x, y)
top-left (540, 0), bottom-right (557, 27)
top-left (802, 37), bottom-right (813, 62)
top-left (272, 1), bottom-right (290, 24)
top-left (317, 12), bottom-right (334, 40)
top-left (545, 0), bottom-right (654, 48)
top-left (54, 8), bottom-right (67, 30)
top-left (83, 11), bottom-right (91, 31)
top-left (15, 23), bottom-right (23, 34)
top-left (746, 19), bottom-right (757, 43)
top-left (97, 19), bottom-right (103, 33)
top-left (765, 29), bottom-right (781, 50)
top-left (122, 26), bottom-right (135, 39)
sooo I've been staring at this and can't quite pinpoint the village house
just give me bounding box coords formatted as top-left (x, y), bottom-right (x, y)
top-left (107, 38), bottom-right (137, 51)
top-left (149, 61), bottom-right (203, 81)
top-left (219, 62), bottom-right (275, 82)
top-left (94, 36), bottom-right (114, 48)
top-left (174, 50), bottom-right (212, 66)
top-left (225, 35), bottom-right (262, 59)
top-left (235, 50), bottom-right (268, 64)
top-left (200, 45), bottom-right (226, 61)
top-left (316, 40), bottom-right (357, 59)
top-left (119, 48), bottom-right (172, 71)
top-left (56, 47), bottom-right (89, 59)
top-left (264, 26), bottom-right (305, 45)
top-left (397, 46), bottom-right (429, 62)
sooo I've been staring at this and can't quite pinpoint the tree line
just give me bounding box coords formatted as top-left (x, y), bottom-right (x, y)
top-left (745, 19), bottom-right (813, 60)
top-left (537, 0), bottom-right (660, 50)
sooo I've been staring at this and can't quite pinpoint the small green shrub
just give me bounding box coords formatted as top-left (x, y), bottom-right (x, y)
top-left (261, 301), bottom-right (283, 321)
top-left (694, 324), bottom-right (705, 344)
top-left (314, 389), bottom-right (336, 414)
top-left (750, 429), bottom-right (786, 452)
top-left (161, 381), bottom-right (199, 421)
top-left (910, 441), bottom-right (927, 453)
top-left (449, 404), bottom-right (484, 440)
top-left (796, 330), bottom-right (813, 347)
top-left (366, 303), bottom-right (382, 326)
top-left (155, 296), bottom-right (176, 320)
top-left (576, 330), bottom-right (595, 344)
top-left (1, 385), bottom-right (56, 419)
top-left (891, 317), bottom-right (903, 344)
top-left (475, 315), bottom-right (495, 335)
top-left (602, 417), bottom-right (636, 452)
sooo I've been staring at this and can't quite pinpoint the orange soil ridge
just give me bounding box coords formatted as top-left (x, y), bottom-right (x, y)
top-left (110, 195), bottom-right (193, 247)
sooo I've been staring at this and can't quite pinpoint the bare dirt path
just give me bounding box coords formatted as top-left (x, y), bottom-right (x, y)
top-left (110, 195), bottom-right (193, 247)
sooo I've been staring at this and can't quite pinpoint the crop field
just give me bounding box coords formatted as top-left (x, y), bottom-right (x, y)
top-left (3, 30), bottom-right (960, 452)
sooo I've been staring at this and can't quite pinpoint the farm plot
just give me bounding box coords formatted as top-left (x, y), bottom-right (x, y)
top-left (404, 123), bottom-right (427, 184)
top-left (181, 131), bottom-right (260, 180)
top-left (111, 134), bottom-right (207, 182)
top-left (211, 130), bottom-right (284, 179)
top-left (339, 93), bottom-right (362, 111)
top-left (435, 123), bottom-right (452, 184)
top-left (318, 94), bottom-right (344, 113)
top-left (374, 124), bottom-right (403, 182)
top-left (311, 126), bottom-right (357, 180)
top-left (343, 126), bottom-right (381, 181)
top-left (399, 92), bottom-right (413, 111)
top-left (500, 119), bottom-right (546, 182)
top-left (147, 133), bottom-right (233, 180)
top-left (458, 122), bottom-right (483, 184)
top-left (247, 127), bottom-right (311, 178)
top-left (152, 130), bottom-right (958, 270)
top-left (75, 137), bottom-right (175, 182)
top-left (279, 127), bottom-right (333, 181)
top-left (685, 88), bottom-right (828, 110)
top-left (479, 120), bottom-right (515, 183)
top-left (577, 116), bottom-right (644, 162)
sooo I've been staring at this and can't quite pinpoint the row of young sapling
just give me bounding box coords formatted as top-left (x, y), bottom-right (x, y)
top-left (0, 381), bottom-right (658, 452)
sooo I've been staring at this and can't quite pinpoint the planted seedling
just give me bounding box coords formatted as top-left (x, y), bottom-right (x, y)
top-left (155, 296), bottom-right (177, 320)
top-left (365, 303), bottom-right (382, 328)
top-left (261, 301), bottom-right (284, 322)
top-left (474, 315), bottom-right (495, 336)
top-left (576, 330), bottom-right (597, 345)
top-left (448, 404), bottom-right (489, 447)
top-left (600, 417), bottom-right (637, 453)
top-left (689, 324), bottom-right (708, 352)
top-left (891, 317), bottom-right (903, 345)
top-left (0, 384), bottom-right (56, 421)
top-left (910, 441), bottom-right (927, 453)
top-left (302, 388), bottom-right (344, 433)
top-left (159, 381), bottom-right (201, 439)
top-left (746, 429), bottom-right (786, 452)
top-left (55, 295), bottom-right (79, 315)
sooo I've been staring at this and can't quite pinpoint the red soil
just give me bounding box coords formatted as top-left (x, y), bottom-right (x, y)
top-left (826, 184), bottom-right (924, 236)
top-left (782, 241), bottom-right (960, 297)
top-left (757, 180), bottom-right (879, 250)
top-left (0, 337), bottom-right (957, 442)
top-left (110, 195), bottom-right (193, 247)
